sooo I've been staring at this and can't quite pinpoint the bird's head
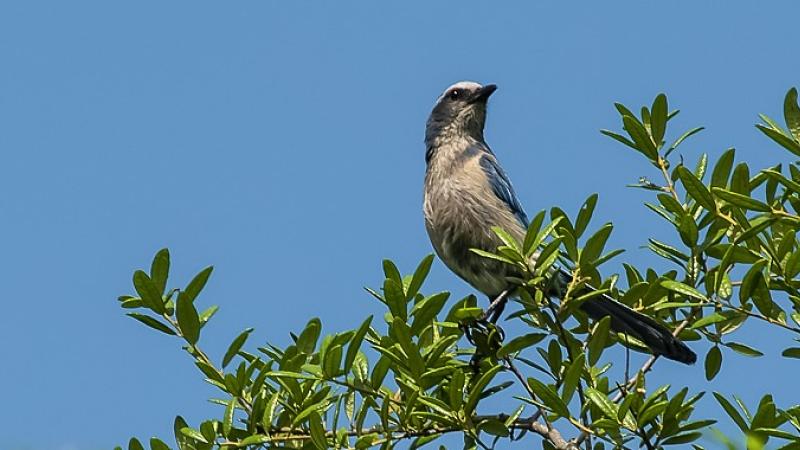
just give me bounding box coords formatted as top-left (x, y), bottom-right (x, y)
top-left (425, 81), bottom-right (497, 147)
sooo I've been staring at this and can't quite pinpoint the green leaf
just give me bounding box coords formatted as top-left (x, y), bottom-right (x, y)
top-left (391, 318), bottom-right (425, 378)
top-left (678, 214), bottom-right (699, 247)
top-left (651, 94), bottom-right (668, 145)
top-left (580, 223), bottom-right (613, 269)
top-left (711, 187), bottom-right (771, 212)
top-left (593, 248), bottom-right (625, 267)
top-left (662, 432), bottom-right (702, 445)
top-left (691, 312), bottom-right (726, 329)
top-left (600, 129), bottom-right (639, 151)
top-left (786, 87), bottom-right (800, 140)
top-left (522, 210), bottom-right (547, 255)
top-left (179, 427), bottom-right (208, 444)
top-left (574, 194), bottom-right (598, 238)
top-left (740, 259), bottom-right (767, 304)
top-left (734, 217), bottom-right (776, 244)
top-left (452, 307), bottom-right (483, 320)
top-left (479, 419), bottom-right (510, 437)
top-left (464, 364), bottom-right (502, 415)
top-left (724, 342), bottom-right (763, 357)
top-left (695, 152), bottom-right (708, 180)
top-left (622, 115), bottom-right (658, 160)
top-left (126, 313), bottom-right (175, 335)
top-left (711, 148), bottom-right (736, 188)
top-left (667, 127), bottom-right (705, 154)
top-left (133, 270), bottom-right (166, 314)
top-left (756, 124), bottom-right (800, 156)
top-left (469, 248), bottom-right (516, 265)
top-left (657, 193), bottom-right (685, 216)
top-left (382, 259), bottom-right (402, 284)
top-left (354, 434), bottom-right (378, 450)
top-left (128, 438), bottom-right (145, 450)
top-left (533, 237), bottom-right (564, 273)
top-left (195, 360), bottom-right (224, 384)
top-left (176, 292), bottom-right (200, 345)
top-left (383, 279), bottom-right (406, 321)
top-left (411, 292), bottom-right (449, 336)
top-left (239, 435), bottom-right (269, 446)
top-left (261, 392), bottom-right (280, 430)
top-left (714, 392), bottom-right (749, 432)
top-left (120, 298), bottom-right (143, 309)
top-left (638, 400), bottom-right (669, 426)
top-left (763, 169), bottom-right (800, 194)
top-left (448, 369), bottom-right (465, 410)
top-left (173, 416), bottom-right (192, 450)
top-left (182, 266), bottom-right (213, 304)
top-left (199, 305), bottom-right (219, 327)
top-left (309, 411), bottom-right (327, 450)
top-left (491, 226), bottom-right (522, 254)
top-left (781, 348), bottom-right (800, 359)
top-left (649, 239), bottom-right (689, 261)
top-left (293, 400), bottom-right (327, 427)
top-left (323, 344), bottom-right (343, 377)
top-left (677, 166), bottom-right (716, 212)
top-left (370, 356), bottom-right (391, 389)
top-left (406, 254), bottom-right (434, 301)
top-left (561, 353), bottom-right (584, 405)
top-left (586, 387), bottom-right (618, 422)
top-left (786, 251), bottom-right (800, 280)
top-left (222, 396), bottom-right (236, 437)
top-left (731, 163), bottom-right (751, 195)
top-left (760, 113), bottom-right (783, 131)
top-left (496, 333), bottom-right (546, 358)
top-left (150, 248), bottom-right (170, 295)
top-left (345, 316), bottom-right (372, 373)
top-left (223, 328), bottom-right (253, 368)
top-left (705, 346), bottom-right (722, 380)
top-left (527, 377), bottom-right (571, 418)
top-left (149, 438), bottom-right (170, 450)
top-left (588, 316), bottom-right (611, 366)
top-left (297, 318), bottom-right (322, 354)
top-left (614, 102), bottom-right (636, 118)
top-left (661, 280), bottom-right (707, 301)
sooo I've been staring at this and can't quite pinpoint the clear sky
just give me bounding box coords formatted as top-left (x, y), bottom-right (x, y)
top-left (2, 2), bottom-right (799, 449)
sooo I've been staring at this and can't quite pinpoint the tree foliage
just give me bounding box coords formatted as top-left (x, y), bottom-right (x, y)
top-left (116, 88), bottom-right (800, 450)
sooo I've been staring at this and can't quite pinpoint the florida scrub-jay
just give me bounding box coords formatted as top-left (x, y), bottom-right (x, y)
top-left (423, 81), bottom-right (696, 364)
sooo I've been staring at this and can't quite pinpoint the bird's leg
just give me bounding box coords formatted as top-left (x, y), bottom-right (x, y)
top-left (468, 290), bottom-right (511, 371)
top-left (485, 289), bottom-right (510, 324)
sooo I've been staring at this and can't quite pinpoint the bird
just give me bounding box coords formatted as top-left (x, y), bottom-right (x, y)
top-left (422, 81), bottom-right (696, 365)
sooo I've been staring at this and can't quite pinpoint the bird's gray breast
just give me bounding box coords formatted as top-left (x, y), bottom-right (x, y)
top-left (423, 153), bottom-right (525, 297)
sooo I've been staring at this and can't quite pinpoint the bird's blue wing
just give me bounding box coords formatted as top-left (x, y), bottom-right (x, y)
top-left (478, 152), bottom-right (529, 227)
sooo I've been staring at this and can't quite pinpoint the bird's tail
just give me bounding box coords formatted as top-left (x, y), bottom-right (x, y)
top-left (579, 294), bottom-right (696, 364)
top-left (555, 270), bottom-right (696, 365)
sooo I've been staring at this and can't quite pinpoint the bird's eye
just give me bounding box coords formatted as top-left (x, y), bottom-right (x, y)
top-left (448, 89), bottom-right (461, 100)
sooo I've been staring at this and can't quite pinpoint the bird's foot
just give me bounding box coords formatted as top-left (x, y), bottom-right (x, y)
top-left (464, 317), bottom-right (505, 372)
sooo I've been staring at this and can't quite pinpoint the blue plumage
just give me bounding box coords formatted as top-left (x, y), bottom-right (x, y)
top-left (478, 151), bottom-right (529, 228)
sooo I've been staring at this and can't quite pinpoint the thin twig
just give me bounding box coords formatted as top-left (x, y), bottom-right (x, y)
top-left (657, 157), bottom-right (680, 202)
top-left (164, 314), bottom-right (255, 415)
top-left (504, 356), bottom-right (579, 449)
top-left (545, 300), bottom-right (592, 450)
top-left (720, 301), bottom-right (800, 335)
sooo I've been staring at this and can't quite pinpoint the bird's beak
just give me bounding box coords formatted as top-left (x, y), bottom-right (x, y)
top-left (471, 84), bottom-right (497, 103)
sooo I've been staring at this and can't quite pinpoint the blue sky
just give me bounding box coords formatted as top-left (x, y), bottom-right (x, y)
top-left (1, 2), bottom-right (799, 449)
